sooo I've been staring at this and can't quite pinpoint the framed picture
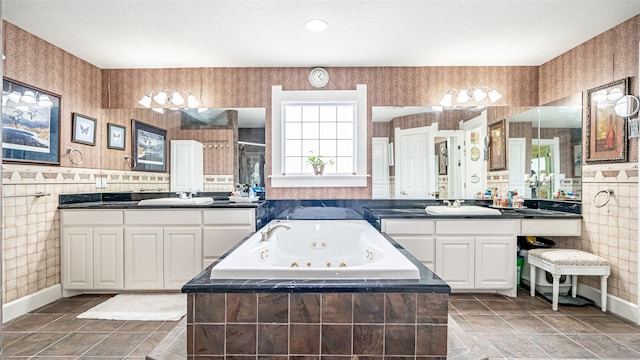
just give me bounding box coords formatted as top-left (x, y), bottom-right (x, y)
top-left (436, 140), bottom-right (447, 175)
top-left (2, 78), bottom-right (61, 164)
top-left (107, 123), bottom-right (126, 150)
top-left (488, 119), bottom-right (506, 171)
top-left (586, 78), bottom-right (628, 163)
top-left (72, 113), bottom-right (96, 146)
top-left (132, 119), bottom-right (167, 172)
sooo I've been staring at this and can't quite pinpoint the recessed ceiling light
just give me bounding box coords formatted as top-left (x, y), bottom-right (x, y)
top-left (305, 19), bottom-right (328, 32)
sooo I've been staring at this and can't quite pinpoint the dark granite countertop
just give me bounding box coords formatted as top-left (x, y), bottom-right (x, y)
top-left (58, 199), bottom-right (266, 209)
top-left (365, 207), bottom-right (582, 220)
top-left (182, 233), bottom-right (450, 294)
top-left (58, 191), bottom-right (266, 209)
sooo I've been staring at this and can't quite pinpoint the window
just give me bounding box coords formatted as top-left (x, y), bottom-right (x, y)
top-left (283, 102), bottom-right (355, 175)
top-left (271, 85), bottom-right (367, 187)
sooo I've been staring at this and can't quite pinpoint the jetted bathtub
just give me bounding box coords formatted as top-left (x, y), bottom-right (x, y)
top-left (209, 219), bottom-right (420, 280)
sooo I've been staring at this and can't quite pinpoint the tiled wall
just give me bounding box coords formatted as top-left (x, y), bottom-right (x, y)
top-left (552, 163), bottom-right (638, 304)
top-left (187, 291), bottom-right (449, 359)
top-left (0, 162), bottom-right (232, 304)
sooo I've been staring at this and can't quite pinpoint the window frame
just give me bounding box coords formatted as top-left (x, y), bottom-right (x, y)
top-left (270, 84), bottom-right (368, 188)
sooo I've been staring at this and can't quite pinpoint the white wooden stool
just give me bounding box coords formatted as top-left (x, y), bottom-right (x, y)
top-left (528, 248), bottom-right (610, 312)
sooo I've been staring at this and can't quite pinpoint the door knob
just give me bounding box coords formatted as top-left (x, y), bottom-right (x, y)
top-left (401, 191), bottom-right (408, 196)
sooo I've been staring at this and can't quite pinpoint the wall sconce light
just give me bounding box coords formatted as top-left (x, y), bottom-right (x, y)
top-left (138, 90), bottom-right (199, 109)
top-left (440, 86), bottom-right (502, 107)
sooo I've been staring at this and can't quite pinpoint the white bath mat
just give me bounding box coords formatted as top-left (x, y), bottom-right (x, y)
top-left (76, 293), bottom-right (187, 321)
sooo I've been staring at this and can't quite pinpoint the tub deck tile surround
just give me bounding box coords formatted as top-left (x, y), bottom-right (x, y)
top-left (182, 236), bottom-right (450, 359)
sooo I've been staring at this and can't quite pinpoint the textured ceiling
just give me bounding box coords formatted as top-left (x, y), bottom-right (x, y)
top-left (4, 0), bottom-right (640, 69)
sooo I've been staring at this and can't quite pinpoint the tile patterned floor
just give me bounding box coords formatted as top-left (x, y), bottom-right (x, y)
top-left (3, 290), bottom-right (640, 359)
top-left (1, 294), bottom-right (181, 359)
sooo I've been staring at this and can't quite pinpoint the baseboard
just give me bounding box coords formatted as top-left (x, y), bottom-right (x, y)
top-left (578, 283), bottom-right (638, 323)
top-left (3, 284), bottom-right (62, 323)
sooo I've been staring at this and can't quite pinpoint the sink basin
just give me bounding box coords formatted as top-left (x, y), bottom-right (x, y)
top-left (425, 205), bottom-right (501, 216)
top-left (137, 197), bottom-right (214, 206)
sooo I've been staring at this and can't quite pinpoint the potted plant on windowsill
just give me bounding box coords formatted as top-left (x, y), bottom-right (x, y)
top-left (307, 151), bottom-right (334, 175)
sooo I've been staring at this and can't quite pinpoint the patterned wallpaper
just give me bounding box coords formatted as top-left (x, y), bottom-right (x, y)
top-left (1, 13), bottom-right (640, 308)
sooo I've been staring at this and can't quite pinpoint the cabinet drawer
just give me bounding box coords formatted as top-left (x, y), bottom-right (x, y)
top-left (520, 219), bottom-right (581, 236)
top-left (62, 210), bottom-right (123, 226)
top-left (203, 209), bottom-right (255, 226)
top-left (125, 210), bottom-right (201, 226)
top-left (436, 220), bottom-right (518, 235)
top-left (382, 219), bottom-right (434, 235)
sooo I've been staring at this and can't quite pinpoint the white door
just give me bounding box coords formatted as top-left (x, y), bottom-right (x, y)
top-left (372, 137), bottom-right (390, 199)
top-left (62, 227), bottom-right (93, 289)
top-left (164, 227), bottom-right (202, 289)
top-left (397, 128), bottom-right (431, 198)
top-left (509, 138), bottom-right (527, 196)
top-left (93, 227), bottom-right (124, 290)
top-left (124, 228), bottom-right (164, 289)
top-left (435, 236), bottom-right (474, 289)
top-left (475, 236), bottom-right (516, 289)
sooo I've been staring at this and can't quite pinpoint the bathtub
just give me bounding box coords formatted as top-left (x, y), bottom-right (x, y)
top-left (209, 220), bottom-right (420, 280)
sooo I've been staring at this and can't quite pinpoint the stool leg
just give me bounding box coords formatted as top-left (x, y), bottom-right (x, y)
top-left (571, 275), bottom-right (578, 298)
top-left (601, 275), bottom-right (608, 312)
top-left (530, 264), bottom-right (537, 297)
top-left (552, 274), bottom-right (560, 311)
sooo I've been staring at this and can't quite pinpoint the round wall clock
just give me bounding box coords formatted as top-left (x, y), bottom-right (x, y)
top-left (470, 146), bottom-right (481, 161)
top-left (309, 67), bottom-right (329, 88)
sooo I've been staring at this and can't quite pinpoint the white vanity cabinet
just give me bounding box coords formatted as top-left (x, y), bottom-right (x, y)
top-left (520, 218), bottom-right (581, 236)
top-left (61, 210), bottom-right (124, 291)
top-left (436, 220), bottom-right (518, 296)
top-left (61, 207), bottom-right (256, 295)
top-left (202, 209), bottom-right (256, 267)
top-left (381, 219), bottom-right (435, 270)
top-left (124, 210), bottom-right (202, 290)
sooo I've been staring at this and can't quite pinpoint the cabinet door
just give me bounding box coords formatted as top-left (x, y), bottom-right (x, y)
top-left (93, 227), bottom-right (124, 290)
top-left (164, 227), bottom-right (202, 289)
top-left (389, 235), bottom-right (435, 271)
top-left (124, 228), bottom-right (164, 289)
top-left (475, 236), bottom-right (516, 289)
top-left (62, 227), bottom-right (93, 289)
top-left (202, 226), bottom-right (253, 267)
top-left (435, 236), bottom-right (474, 289)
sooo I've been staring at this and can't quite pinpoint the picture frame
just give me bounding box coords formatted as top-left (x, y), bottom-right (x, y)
top-left (2, 78), bottom-right (61, 165)
top-left (488, 119), bottom-right (506, 171)
top-left (72, 113), bottom-right (96, 146)
top-left (132, 119), bottom-right (167, 172)
top-left (586, 78), bottom-right (628, 163)
top-left (107, 123), bottom-right (126, 150)
top-left (436, 140), bottom-right (447, 175)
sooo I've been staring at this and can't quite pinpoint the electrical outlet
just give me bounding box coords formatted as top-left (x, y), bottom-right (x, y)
top-left (95, 177), bottom-right (107, 189)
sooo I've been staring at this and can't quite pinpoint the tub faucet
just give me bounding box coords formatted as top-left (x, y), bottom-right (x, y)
top-left (260, 223), bottom-right (292, 242)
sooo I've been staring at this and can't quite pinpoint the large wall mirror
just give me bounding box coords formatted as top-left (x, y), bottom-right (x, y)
top-left (100, 107), bottom-right (265, 194)
top-left (372, 95), bottom-right (582, 202)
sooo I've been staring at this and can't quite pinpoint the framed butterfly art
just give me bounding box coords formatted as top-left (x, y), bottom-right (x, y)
top-left (107, 123), bottom-right (126, 150)
top-left (72, 113), bottom-right (96, 146)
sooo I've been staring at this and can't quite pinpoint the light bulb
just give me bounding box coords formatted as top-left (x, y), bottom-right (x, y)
top-left (38, 95), bottom-right (53, 107)
top-left (488, 88), bottom-right (503, 103)
top-left (187, 94), bottom-right (199, 108)
top-left (169, 91), bottom-right (184, 105)
top-left (440, 92), bottom-right (453, 107)
top-left (456, 89), bottom-right (471, 104)
top-left (21, 91), bottom-right (36, 103)
top-left (473, 87), bottom-right (487, 102)
top-left (138, 93), bottom-right (152, 108)
top-left (153, 91), bottom-right (167, 105)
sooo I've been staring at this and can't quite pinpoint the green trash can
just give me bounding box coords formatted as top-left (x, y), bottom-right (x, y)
top-left (517, 255), bottom-right (524, 288)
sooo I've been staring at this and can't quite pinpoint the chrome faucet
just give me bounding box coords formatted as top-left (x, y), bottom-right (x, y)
top-left (443, 199), bottom-right (464, 208)
top-left (260, 223), bottom-right (292, 242)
